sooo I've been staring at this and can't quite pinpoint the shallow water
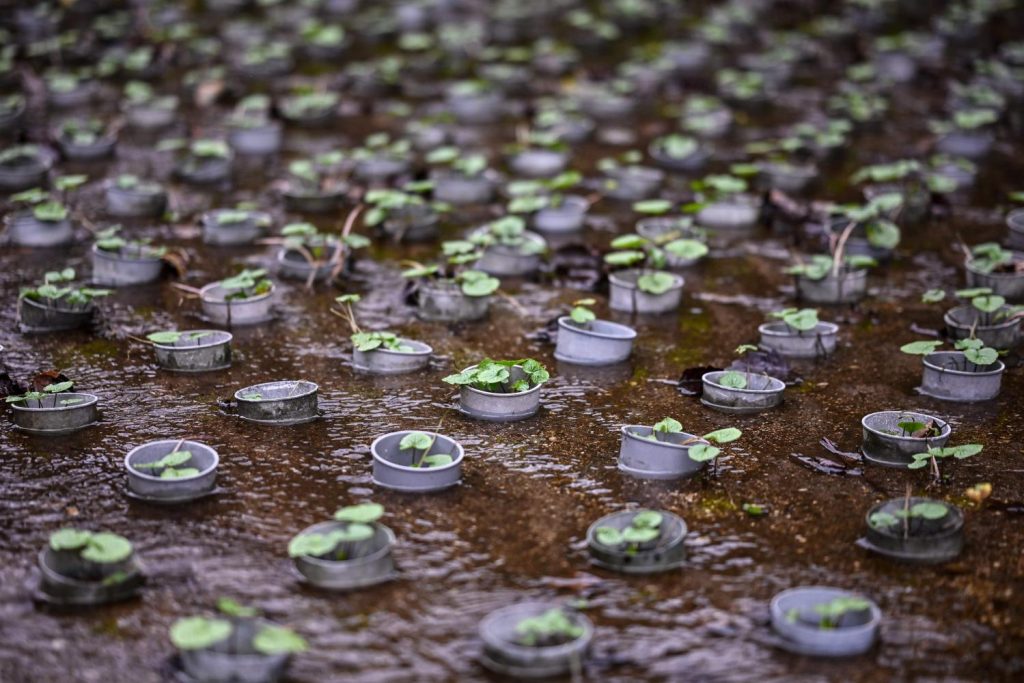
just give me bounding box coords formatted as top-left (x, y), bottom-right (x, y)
top-left (2, 2), bottom-right (1024, 682)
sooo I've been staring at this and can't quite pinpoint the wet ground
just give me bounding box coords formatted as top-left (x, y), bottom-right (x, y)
top-left (2, 1), bottom-right (1024, 682)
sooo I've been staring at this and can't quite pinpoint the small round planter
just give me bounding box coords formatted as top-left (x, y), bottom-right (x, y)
top-left (104, 181), bottom-right (167, 218)
top-left (0, 147), bottom-right (55, 192)
top-left (618, 426), bottom-right (709, 480)
top-left (10, 393), bottom-right (98, 435)
top-left (608, 269), bottom-right (684, 314)
top-left (354, 156), bottom-right (411, 183)
top-left (353, 339), bottom-right (431, 375)
top-left (795, 270), bottom-right (868, 305)
top-left (234, 381), bottom-right (318, 425)
top-left (91, 246), bottom-right (164, 287)
top-left (648, 141), bottom-right (708, 173)
top-left (857, 497), bottom-right (964, 564)
top-left (935, 130), bottom-right (994, 159)
top-left (509, 149), bottom-right (569, 178)
top-left (531, 196), bottom-right (588, 234)
top-left (554, 317), bottom-right (636, 366)
top-left (292, 520), bottom-right (396, 590)
top-left (758, 163), bottom-right (817, 194)
top-left (474, 231), bottom-right (547, 278)
top-left (479, 602), bottom-right (593, 679)
top-left (152, 331), bottom-right (232, 373)
top-left (701, 371), bottom-right (785, 414)
top-left (416, 282), bottom-right (490, 322)
top-left (282, 187), bottom-right (347, 214)
top-left (18, 297), bottom-right (94, 333)
top-left (431, 172), bottom-right (495, 205)
top-left (4, 213), bottom-right (74, 248)
top-left (200, 283), bottom-right (275, 327)
top-left (176, 154), bottom-right (233, 185)
top-left (380, 205), bottom-right (439, 243)
top-left (636, 217), bottom-right (707, 268)
top-left (944, 305), bottom-right (1021, 350)
top-left (457, 366), bottom-right (543, 422)
top-left (125, 440), bottom-right (219, 503)
top-left (201, 210), bottom-right (272, 246)
top-left (586, 510), bottom-right (687, 574)
top-left (602, 166), bottom-right (664, 202)
top-left (918, 351), bottom-right (1004, 402)
top-left (447, 91), bottom-right (504, 124)
top-left (758, 321), bottom-right (839, 359)
top-left (861, 410), bottom-right (951, 468)
top-left (36, 546), bottom-right (144, 606)
top-left (178, 617), bottom-right (290, 683)
top-left (965, 253), bottom-right (1024, 302)
top-left (124, 102), bottom-right (177, 130)
top-left (228, 122), bottom-right (283, 156)
top-left (696, 196), bottom-right (761, 231)
top-left (770, 587), bottom-right (881, 657)
top-left (1007, 209), bottom-right (1024, 251)
top-left (370, 431), bottom-right (464, 492)
top-left (276, 244), bottom-right (341, 283)
top-left (55, 133), bottom-right (116, 162)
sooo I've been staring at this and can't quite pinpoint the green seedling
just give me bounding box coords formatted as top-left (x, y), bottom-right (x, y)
top-left (594, 510), bottom-right (663, 555)
top-left (50, 528), bottom-right (133, 565)
top-left (287, 503), bottom-right (384, 562)
top-left (443, 358), bottom-right (549, 393)
top-left (514, 608), bottom-right (585, 647)
top-left (5, 381), bottom-right (80, 408)
top-left (398, 431), bottom-right (453, 468)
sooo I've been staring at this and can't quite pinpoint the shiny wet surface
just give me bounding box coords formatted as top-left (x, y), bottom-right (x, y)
top-left (2, 5), bottom-right (1024, 683)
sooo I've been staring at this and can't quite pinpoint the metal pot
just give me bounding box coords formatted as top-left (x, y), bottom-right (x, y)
top-left (696, 195), bottom-right (760, 230)
top-left (234, 380), bottom-right (318, 425)
top-left (770, 586), bottom-right (881, 657)
top-left (457, 365), bottom-right (543, 422)
top-left (861, 410), bottom-right (951, 468)
top-left (635, 216), bottom-right (707, 268)
top-left (228, 122), bottom-right (283, 156)
top-left (91, 245), bottom-right (164, 287)
top-left (125, 439), bottom-right (219, 503)
top-left (275, 244), bottom-right (341, 282)
top-left (104, 182), bottom-right (167, 218)
top-left (352, 339), bottom-right (431, 375)
top-left (918, 351), bottom-right (1004, 402)
top-left (554, 316), bottom-right (636, 365)
top-left (531, 196), bottom-right (588, 234)
top-left (4, 213), bottom-right (74, 248)
top-left (608, 269), bottom-right (684, 314)
top-left (857, 497), bottom-right (964, 564)
top-left (416, 281), bottom-right (490, 322)
top-left (292, 521), bottom-right (396, 590)
top-left (701, 371), bottom-right (785, 413)
top-left (602, 166), bottom-right (664, 201)
top-left (618, 425), bottom-right (709, 480)
top-left (179, 618), bottom-right (291, 683)
top-left (10, 393), bottom-right (98, 434)
top-left (943, 305), bottom-right (1021, 350)
top-left (370, 431), bottom-right (464, 492)
top-left (965, 252), bottom-right (1024, 302)
top-left (795, 269), bottom-right (868, 305)
top-left (200, 283), bottom-right (275, 327)
top-left (431, 171), bottom-right (495, 205)
top-left (479, 602), bottom-right (593, 679)
top-left (37, 547), bottom-right (144, 606)
top-left (473, 231), bottom-right (546, 277)
top-left (586, 509), bottom-right (687, 574)
top-left (18, 297), bottom-right (94, 333)
top-left (757, 321), bottom-right (839, 358)
top-left (509, 148), bottom-right (569, 178)
top-left (201, 210), bottom-right (271, 246)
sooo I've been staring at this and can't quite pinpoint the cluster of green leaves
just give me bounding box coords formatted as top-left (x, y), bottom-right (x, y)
top-left (908, 444), bottom-right (983, 470)
top-left (280, 90), bottom-right (339, 118)
top-left (287, 151), bottom-right (345, 190)
top-left (443, 358), bottom-right (549, 393)
top-left (287, 503), bottom-right (384, 560)
top-left (398, 431), bottom-right (454, 468)
top-left (50, 528), bottom-right (133, 564)
top-left (594, 510), bottom-right (663, 552)
top-left (786, 254), bottom-right (877, 280)
top-left (170, 600), bottom-right (307, 655)
top-left (505, 172), bottom-right (581, 214)
top-left (133, 448), bottom-right (199, 479)
top-left (219, 269), bottom-right (272, 301)
top-left (869, 501), bottom-right (948, 530)
top-left (96, 225), bottom-right (166, 257)
top-left (123, 80), bottom-right (177, 109)
top-left (227, 94), bottom-right (273, 127)
top-left (637, 418), bottom-right (742, 463)
top-left (11, 185), bottom-right (73, 222)
top-left (786, 596), bottom-right (872, 630)
top-left (426, 146), bottom-right (489, 177)
top-left (850, 160), bottom-right (921, 184)
top-left (473, 216), bottom-right (546, 254)
top-left (363, 188), bottom-right (446, 227)
top-left (213, 208), bottom-right (271, 228)
top-left (401, 247), bottom-right (500, 297)
top-left (604, 234), bottom-right (704, 294)
top-left (515, 608), bottom-right (585, 647)
top-left (5, 381), bottom-right (80, 407)
top-left (717, 345), bottom-right (760, 389)
top-left (968, 242), bottom-right (1017, 275)
top-left (146, 331), bottom-right (211, 346)
top-left (20, 268), bottom-right (110, 308)
top-left (922, 287), bottom-right (1018, 323)
top-left (688, 172), bottom-right (751, 209)
top-left (771, 308), bottom-right (819, 332)
top-left (114, 173), bottom-right (163, 194)
top-left (569, 298), bottom-right (596, 325)
top-left (59, 117), bottom-right (106, 146)
top-left (652, 134), bottom-right (699, 159)
top-left (830, 193), bottom-right (903, 249)
top-left (351, 132), bottom-right (411, 162)
top-left (900, 337), bottom-right (1000, 368)
top-left (0, 144), bottom-right (42, 167)
top-left (351, 331), bottom-right (414, 353)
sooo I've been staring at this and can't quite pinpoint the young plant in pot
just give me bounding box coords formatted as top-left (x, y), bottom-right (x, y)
top-left (53, 117), bottom-right (117, 161)
top-left (233, 379), bottom-right (319, 425)
top-left (91, 225), bottom-right (168, 287)
top-left (125, 438), bottom-right (219, 503)
top-left (280, 151), bottom-right (349, 213)
top-left (678, 94), bottom-right (733, 138)
top-left (121, 80), bottom-right (179, 129)
top-left (632, 200), bottom-right (709, 269)
top-left (758, 308), bottom-right (839, 359)
top-left (334, 293), bottom-right (432, 375)
top-left (226, 94), bottom-right (282, 156)
top-left (37, 528), bottom-right (143, 605)
top-left (900, 338), bottom-right (1005, 402)
top-left (597, 150), bottom-right (665, 202)
top-left (363, 187), bottom-right (444, 243)
top-left (851, 159), bottom-right (931, 224)
top-left (167, 138), bottom-right (234, 185)
top-left (770, 587), bottom-right (880, 657)
top-left (506, 130), bottom-right (570, 178)
top-left (479, 602), bottom-right (593, 679)
top-left (147, 330), bottom-right (233, 373)
top-left (278, 90), bottom-right (340, 126)
top-left (43, 68), bottom-right (97, 109)
top-left (104, 174), bottom-right (168, 218)
top-left (604, 235), bottom-right (686, 314)
top-left (232, 40), bottom-right (294, 82)
top-left (444, 358), bottom-right (549, 421)
top-left (618, 418), bottom-right (742, 480)
top-left (200, 268), bottom-right (275, 327)
top-left (6, 379), bottom-right (98, 434)
top-left (201, 206), bottom-right (273, 246)
top-left (554, 298), bottom-right (637, 366)
top-left (648, 133), bottom-right (707, 173)
top-left (928, 287), bottom-right (1022, 350)
top-left (445, 79), bottom-right (505, 124)
top-left (18, 268), bottom-right (110, 333)
top-left (271, 222), bottom-right (351, 285)
top-left (786, 250), bottom-right (876, 306)
top-left (370, 429), bottom-right (465, 492)
top-left (402, 244), bottom-right (500, 323)
top-left (427, 148), bottom-right (496, 205)
top-left (468, 215), bottom-right (548, 278)
top-left (4, 187), bottom-right (74, 248)
top-left (0, 93), bottom-right (26, 133)
top-left (701, 345), bottom-right (786, 413)
top-left (506, 171), bottom-right (590, 235)
top-left (690, 171), bottom-right (762, 231)
top-left (860, 411), bottom-right (952, 468)
top-left (170, 599), bottom-right (307, 683)
top-left (350, 132), bottom-right (412, 183)
top-left (586, 509), bottom-right (687, 574)
top-left (857, 492), bottom-right (964, 564)
top-left (0, 144), bottom-right (56, 192)
top-left (289, 502), bottom-right (396, 590)
top-left (930, 108), bottom-right (998, 159)
top-left (964, 242), bottom-right (1024, 302)
top-left (824, 193), bottom-right (904, 261)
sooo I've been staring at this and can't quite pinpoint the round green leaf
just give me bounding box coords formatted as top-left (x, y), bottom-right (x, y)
top-left (170, 617), bottom-right (232, 651)
top-left (334, 503), bottom-right (384, 523)
top-left (399, 431), bottom-right (434, 451)
top-left (80, 532), bottom-right (133, 564)
top-left (50, 528), bottom-right (92, 551)
top-left (253, 625), bottom-right (307, 655)
top-left (703, 427), bottom-right (741, 444)
top-left (594, 527), bottom-right (622, 547)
